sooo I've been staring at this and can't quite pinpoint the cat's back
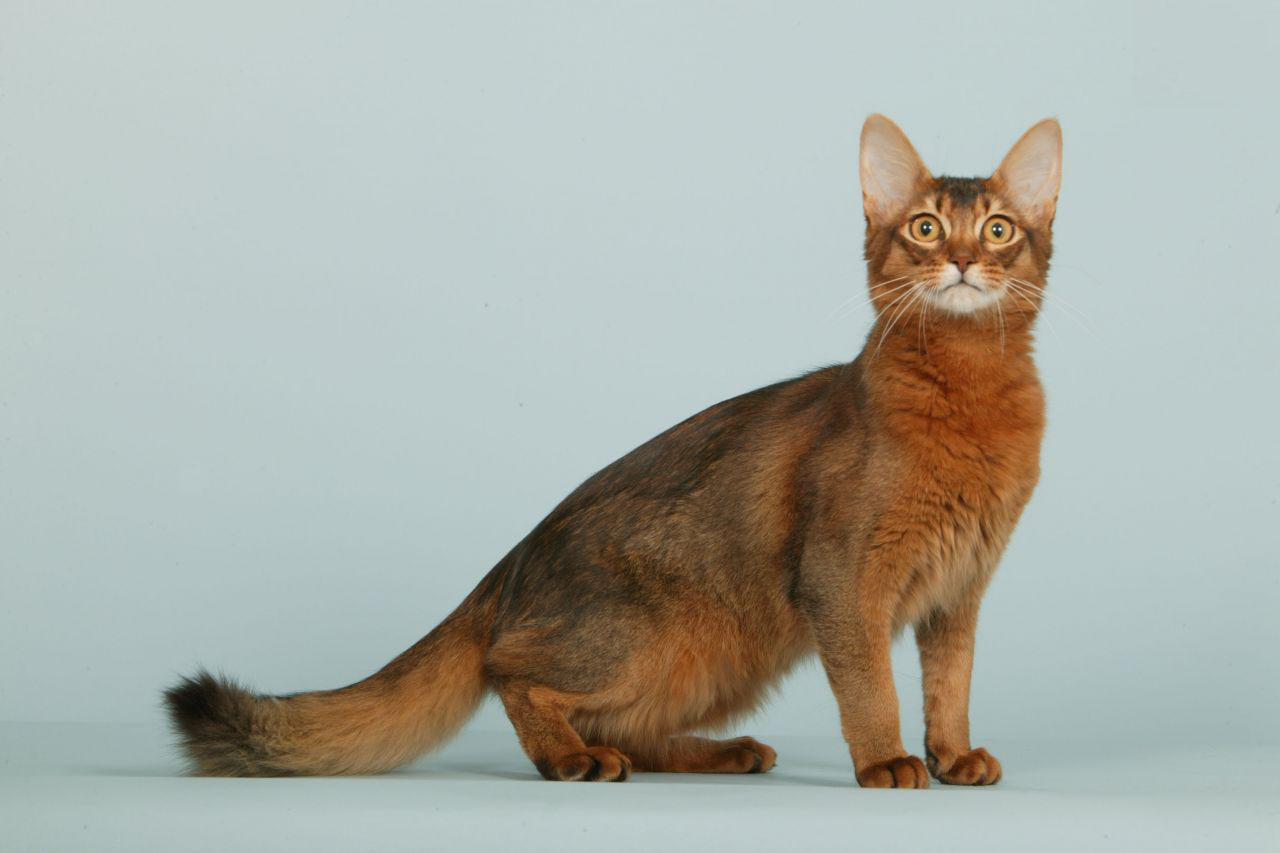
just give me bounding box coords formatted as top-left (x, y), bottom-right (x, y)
top-left (494, 365), bottom-right (854, 612)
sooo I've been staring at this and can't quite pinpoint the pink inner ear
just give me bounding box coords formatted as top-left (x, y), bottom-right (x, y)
top-left (860, 116), bottom-right (931, 219)
top-left (993, 121), bottom-right (1061, 217)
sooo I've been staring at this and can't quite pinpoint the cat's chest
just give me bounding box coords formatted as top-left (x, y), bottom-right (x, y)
top-left (885, 368), bottom-right (1044, 510)
top-left (903, 428), bottom-right (1039, 531)
top-left (879, 377), bottom-right (1044, 607)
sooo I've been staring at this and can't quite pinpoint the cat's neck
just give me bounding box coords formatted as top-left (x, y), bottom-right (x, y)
top-left (858, 310), bottom-right (1041, 408)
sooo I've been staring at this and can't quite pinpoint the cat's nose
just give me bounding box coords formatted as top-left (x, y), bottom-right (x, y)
top-left (951, 256), bottom-right (974, 273)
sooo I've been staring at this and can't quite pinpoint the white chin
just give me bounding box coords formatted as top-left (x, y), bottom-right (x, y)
top-left (930, 284), bottom-right (999, 315)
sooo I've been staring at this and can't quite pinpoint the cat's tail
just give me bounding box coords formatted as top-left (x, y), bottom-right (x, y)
top-left (163, 580), bottom-right (499, 777)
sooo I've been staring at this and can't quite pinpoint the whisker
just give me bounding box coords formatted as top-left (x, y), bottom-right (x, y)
top-left (1001, 293), bottom-right (1050, 346)
top-left (918, 291), bottom-right (929, 358)
top-left (874, 284), bottom-right (920, 331)
top-left (866, 281), bottom-right (920, 325)
top-left (1049, 263), bottom-right (1108, 291)
top-left (994, 292), bottom-right (1006, 354)
top-left (874, 283), bottom-right (924, 360)
top-left (869, 275), bottom-right (913, 291)
top-left (826, 277), bottom-right (917, 323)
top-left (1007, 276), bottom-right (1098, 337)
top-left (1002, 279), bottom-right (1062, 346)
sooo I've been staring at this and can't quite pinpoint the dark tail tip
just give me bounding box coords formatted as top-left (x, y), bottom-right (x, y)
top-left (163, 669), bottom-right (282, 776)
top-left (164, 670), bottom-right (225, 730)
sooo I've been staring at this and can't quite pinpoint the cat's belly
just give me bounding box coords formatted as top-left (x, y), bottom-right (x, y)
top-left (570, 600), bottom-right (814, 742)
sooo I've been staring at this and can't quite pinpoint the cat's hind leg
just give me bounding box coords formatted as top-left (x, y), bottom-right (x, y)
top-left (627, 735), bottom-right (776, 774)
top-left (495, 679), bottom-right (632, 782)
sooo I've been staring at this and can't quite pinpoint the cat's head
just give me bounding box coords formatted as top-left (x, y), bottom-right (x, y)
top-left (859, 115), bottom-right (1061, 321)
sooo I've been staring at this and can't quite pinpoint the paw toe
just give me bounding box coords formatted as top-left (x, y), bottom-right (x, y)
top-left (857, 755), bottom-right (929, 789)
top-left (930, 746), bottom-right (1002, 786)
top-left (727, 737), bottom-right (777, 773)
top-left (538, 747), bottom-right (632, 782)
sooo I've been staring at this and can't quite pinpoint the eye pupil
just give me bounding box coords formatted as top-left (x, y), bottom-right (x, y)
top-left (991, 223), bottom-right (1003, 237)
top-left (920, 222), bottom-right (932, 235)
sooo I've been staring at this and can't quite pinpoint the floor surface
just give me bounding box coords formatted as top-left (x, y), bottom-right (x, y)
top-left (2, 723), bottom-right (1275, 852)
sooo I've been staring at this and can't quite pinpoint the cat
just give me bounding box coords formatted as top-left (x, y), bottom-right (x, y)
top-left (165, 114), bottom-right (1060, 788)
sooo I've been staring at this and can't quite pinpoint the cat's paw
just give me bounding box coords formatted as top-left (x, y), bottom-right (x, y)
top-left (723, 736), bottom-right (777, 773)
top-left (855, 754), bottom-right (929, 788)
top-left (926, 746), bottom-right (1002, 786)
top-left (536, 746), bottom-right (632, 782)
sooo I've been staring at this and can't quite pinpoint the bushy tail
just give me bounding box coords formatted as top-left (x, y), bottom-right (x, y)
top-left (164, 591), bottom-right (495, 777)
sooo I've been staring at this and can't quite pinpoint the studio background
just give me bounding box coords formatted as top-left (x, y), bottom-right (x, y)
top-left (2, 2), bottom-right (1277, 843)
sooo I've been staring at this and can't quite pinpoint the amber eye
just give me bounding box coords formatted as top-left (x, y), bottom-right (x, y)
top-left (908, 214), bottom-right (943, 243)
top-left (984, 216), bottom-right (1015, 244)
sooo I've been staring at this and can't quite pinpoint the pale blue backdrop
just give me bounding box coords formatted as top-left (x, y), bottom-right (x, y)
top-left (2, 1), bottom-right (1276, 771)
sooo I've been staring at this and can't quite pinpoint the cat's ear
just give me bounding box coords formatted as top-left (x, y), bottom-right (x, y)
top-left (991, 118), bottom-right (1062, 224)
top-left (860, 114), bottom-right (932, 223)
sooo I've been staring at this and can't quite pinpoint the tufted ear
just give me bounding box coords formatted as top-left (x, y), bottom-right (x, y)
top-left (991, 118), bottom-right (1062, 224)
top-left (859, 114), bottom-right (932, 224)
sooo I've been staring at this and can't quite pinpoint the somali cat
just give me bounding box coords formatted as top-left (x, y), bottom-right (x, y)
top-left (166, 115), bottom-right (1061, 788)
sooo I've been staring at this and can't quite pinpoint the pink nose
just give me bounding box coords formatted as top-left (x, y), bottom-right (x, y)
top-left (952, 257), bottom-right (973, 273)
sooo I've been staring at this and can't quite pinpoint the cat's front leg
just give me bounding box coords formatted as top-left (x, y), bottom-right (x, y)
top-left (804, 567), bottom-right (929, 789)
top-left (914, 587), bottom-right (1003, 786)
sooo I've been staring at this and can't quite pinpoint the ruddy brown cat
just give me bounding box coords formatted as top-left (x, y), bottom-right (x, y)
top-left (166, 114), bottom-right (1061, 788)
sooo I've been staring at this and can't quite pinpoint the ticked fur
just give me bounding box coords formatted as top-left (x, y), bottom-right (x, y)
top-left (165, 115), bottom-right (1059, 789)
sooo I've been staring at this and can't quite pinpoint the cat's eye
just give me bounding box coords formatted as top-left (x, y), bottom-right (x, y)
top-left (983, 216), bottom-right (1015, 244)
top-left (908, 214), bottom-right (942, 243)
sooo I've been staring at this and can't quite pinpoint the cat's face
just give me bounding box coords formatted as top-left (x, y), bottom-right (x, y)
top-left (859, 116), bottom-right (1061, 321)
